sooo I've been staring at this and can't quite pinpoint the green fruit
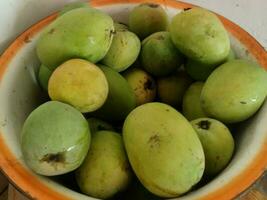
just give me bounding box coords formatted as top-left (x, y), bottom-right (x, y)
top-left (101, 28), bottom-right (141, 72)
top-left (157, 71), bottom-right (192, 108)
top-left (182, 82), bottom-right (207, 120)
top-left (59, 2), bottom-right (89, 16)
top-left (170, 8), bottom-right (230, 65)
top-left (37, 7), bottom-right (114, 70)
top-left (38, 64), bottom-right (52, 91)
top-left (21, 101), bottom-right (90, 176)
top-left (92, 65), bottom-right (136, 121)
top-left (141, 31), bottom-right (184, 77)
top-left (201, 59), bottom-right (267, 123)
top-left (185, 59), bottom-right (217, 81)
top-left (76, 131), bottom-right (132, 199)
top-left (87, 117), bottom-right (114, 134)
top-left (129, 3), bottom-right (168, 39)
top-left (48, 59), bottom-right (108, 113)
top-left (123, 68), bottom-right (156, 106)
top-left (226, 48), bottom-right (236, 62)
top-left (191, 118), bottom-right (235, 176)
top-left (123, 102), bottom-right (205, 197)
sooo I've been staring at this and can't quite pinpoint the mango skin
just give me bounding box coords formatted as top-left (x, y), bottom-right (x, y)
top-left (21, 101), bottom-right (90, 176)
top-left (129, 3), bottom-right (168, 39)
top-left (183, 82), bottom-right (207, 121)
top-left (37, 7), bottom-right (114, 70)
top-left (170, 8), bottom-right (230, 65)
top-left (87, 117), bottom-right (114, 134)
top-left (191, 118), bottom-right (234, 176)
top-left (48, 59), bottom-right (108, 113)
top-left (76, 131), bottom-right (132, 199)
top-left (123, 68), bottom-right (156, 106)
top-left (59, 2), bottom-right (89, 16)
top-left (38, 64), bottom-right (52, 91)
top-left (101, 28), bottom-right (141, 72)
top-left (201, 59), bottom-right (267, 123)
top-left (141, 32), bottom-right (184, 77)
top-left (157, 71), bottom-right (192, 108)
top-left (92, 65), bottom-right (136, 122)
top-left (123, 102), bottom-right (205, 197)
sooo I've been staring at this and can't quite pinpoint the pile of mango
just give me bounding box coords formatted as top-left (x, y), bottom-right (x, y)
top-left (21, 2), bottom-right (267, 199)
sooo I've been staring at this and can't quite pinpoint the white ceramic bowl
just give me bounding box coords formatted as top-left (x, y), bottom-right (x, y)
top-left (0, 0), bottom-right (267, 199)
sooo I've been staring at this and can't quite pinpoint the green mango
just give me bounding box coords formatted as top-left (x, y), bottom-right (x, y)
top-left (170, 8), bottom-right (230, 65)
top-left (185, 59), bottom-right (217, 81)
top-left (191, 118), bottom-right (235, 176)
top-left (201, 59), bottom-right (267, 123)
top-left (37, 7), bottom-right (114, 70)
top-left (59, 2), bottom-right (89, 16)
top-left (157, 71), bottom-right (192, 108)
top-left (92, 65), bottom-right (136, 122)
top-left (87, 117), bottom-right (114, 134)
top-left (141, 31), bottom-right (184, 77)
top-left (123, 68), bottom-right (156, 106)
top-left (123, 102), bottom-right (205, 197)
top-left (129, 3), bottom-right (168, 39)
top-left (48, 59), bottom-right (108, 113)
top-left (21, 101), bottom-right (90, 176)
top-left (76, 131), bottom-right (132, 199)
top-left (101, 27), bottom-right (141, 72)
top-left (182, 82), bottom-right (207, 120)
top-left (38, 64), bottom-right (52, 91)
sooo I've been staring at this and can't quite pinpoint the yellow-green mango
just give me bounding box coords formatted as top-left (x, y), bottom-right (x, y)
top-left (123, 68), bottom-right (156, 106)
top-left (201, 59), bottom-right (267, 123)
top-left (48, 59), bottom-right (108, 113)
top-left (37, 7), bottom-right (114, 70)
top-left (170, 8), bottom-right (230, 65)
top-left (101, 27), bottom-right (141, 72)
top-left (76, 131), bottom-right (132, 199)
top-left (129, 3), bottom-right (168, 39)
top-left (21, 101), bottom-right (90, 176)
top-left (182, 82), bottom-right (207, 120)
top-left (191, 118), bottom-right (234, 176)
top-left (123, 102), bottom-right (205, 197)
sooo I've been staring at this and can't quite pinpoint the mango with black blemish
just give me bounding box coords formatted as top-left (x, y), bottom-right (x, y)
top-left (21, 101), bottom-right (90, 176)
top-left (191, 118), bottom-right (234, 176)
top-left (123, 68), bottom-right (156, 106)
top-left (123, 102), bottom-right (205, 197)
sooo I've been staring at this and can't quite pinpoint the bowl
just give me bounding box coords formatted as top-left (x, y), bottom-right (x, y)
top-left (0, 0), bottom-right (267, 199)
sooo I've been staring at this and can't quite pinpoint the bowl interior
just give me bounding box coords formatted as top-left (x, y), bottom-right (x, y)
top-left (0, 1), bottom-right (267, 200)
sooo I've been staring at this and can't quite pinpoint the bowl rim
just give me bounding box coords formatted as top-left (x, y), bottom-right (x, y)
top-left (0, 0), bottom-right (267, 199)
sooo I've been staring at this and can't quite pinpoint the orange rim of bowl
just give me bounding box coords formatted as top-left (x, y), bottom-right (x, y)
top-left (0, 0), bottom-right (267, 200)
